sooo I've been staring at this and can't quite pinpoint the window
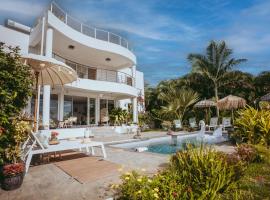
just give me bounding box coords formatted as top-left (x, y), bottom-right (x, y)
top-left (77, 64), bottom-right (88, 79)
top-left (64, 95), bottom-right (73, 119)
top-left (88, 68), bottom-right (97, 80)
top-left (50, 94), bottom-right (58, 121)
top-left (89, 98), bottom-right (96, 124)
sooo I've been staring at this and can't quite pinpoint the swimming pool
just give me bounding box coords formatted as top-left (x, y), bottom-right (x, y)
top-left (111, 132), bottom-right (228, 154)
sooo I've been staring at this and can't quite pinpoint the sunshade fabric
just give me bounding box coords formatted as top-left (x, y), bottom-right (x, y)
top-left (22, 54), bottom-right (77, 86)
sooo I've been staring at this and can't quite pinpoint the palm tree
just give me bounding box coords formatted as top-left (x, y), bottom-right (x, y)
top-left (187, 40), bottom-right (247, 117)
top-left (158, 86), bottom-right (199, 121)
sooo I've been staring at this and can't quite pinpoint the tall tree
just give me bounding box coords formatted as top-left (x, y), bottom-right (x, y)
top-left (187, 41), bottom-right (247, 117)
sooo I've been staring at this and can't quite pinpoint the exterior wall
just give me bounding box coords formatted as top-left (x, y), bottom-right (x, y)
top-left (66, 78), bottom-right (138, 97)
top-left (47, 11), bottom-right (136, 66)
top-left (0, 25), bottom-right (29, 54)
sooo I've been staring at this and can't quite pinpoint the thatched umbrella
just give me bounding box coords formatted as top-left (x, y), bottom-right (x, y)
top-left (194, 99), bottom-right (216, 124)
top-left (260, 93), bottom-right (270, 102)
top-left (217, 95), bottom-right (246, 121)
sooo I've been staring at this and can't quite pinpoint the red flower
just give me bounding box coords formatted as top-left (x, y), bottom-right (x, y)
top-left (3, 163), bottom-right (25, 177)
top-left (51, 131), bottom-right (59, 137)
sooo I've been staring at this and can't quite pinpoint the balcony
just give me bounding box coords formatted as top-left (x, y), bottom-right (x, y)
top-left (50, 2), bottom-right (132, 51)
top-left (53, 53), bottom-right (134, 87)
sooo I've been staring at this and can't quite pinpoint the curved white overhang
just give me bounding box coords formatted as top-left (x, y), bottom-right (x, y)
top-left (65, 79), bottom-right (138, 98)
top-left (47, 11), bottom-right (136, 68)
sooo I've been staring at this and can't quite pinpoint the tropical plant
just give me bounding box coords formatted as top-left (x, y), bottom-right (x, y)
top-left (0, 43), bottom-right (33, 126)
top-left (158, 86), bottom-right (199, 121)
top-left (109, 108), bottom-right (129, 125)
top-left (234, 106), bottom-right (270, 146)
top-left (170, 146), bottom-right (244, 200)
top-left (112, 146), bottom-right (244, 200)
top-left (187, 41), bottom-right (247, 117)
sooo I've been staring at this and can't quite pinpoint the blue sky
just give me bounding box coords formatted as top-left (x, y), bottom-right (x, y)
top-left (0, 0), bottom-right (270, 85)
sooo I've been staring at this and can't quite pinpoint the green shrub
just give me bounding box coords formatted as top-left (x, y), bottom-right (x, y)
top-left (170, 146), bottom-right (243, 199)
top-left (113, 146), bottom-right (244, 200)
top-left (234, 106), bottom-right (270, 146)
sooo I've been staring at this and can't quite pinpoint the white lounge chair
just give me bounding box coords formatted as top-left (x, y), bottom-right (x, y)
top-left (207, 117), bottom-right (218, 130)
top-left (189, 118), bottom-right (198, 129)
top-left (222, 117), bottom-right (232, 129)
top-left (23, 132), bottom-right (107, 173)
top-left (173, 120), bottom-right (182, 129)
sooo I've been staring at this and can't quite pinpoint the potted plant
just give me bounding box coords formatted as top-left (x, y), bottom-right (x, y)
top-left (0, 119), bottom-right (31, 190)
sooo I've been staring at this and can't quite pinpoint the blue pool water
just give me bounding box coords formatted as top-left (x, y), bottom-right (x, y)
top-left (147, 138), bottom-right (201, 154)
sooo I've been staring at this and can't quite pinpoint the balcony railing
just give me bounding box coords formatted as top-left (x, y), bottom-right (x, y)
top-left (53, 53), bottom-right (134, 86)
top-left (50, 1), bottom-right (132, 51)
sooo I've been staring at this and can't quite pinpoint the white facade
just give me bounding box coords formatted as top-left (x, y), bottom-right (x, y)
top-left (0, 2), bottom-right (144, 128)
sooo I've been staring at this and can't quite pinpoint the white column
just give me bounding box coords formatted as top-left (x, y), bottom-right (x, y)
top-left (95, 97), bottom-right (100, 125)
top-left (132, 65), bottom-right (136, 87)
top-left (132, 97), bottom-right (138, 123)
top-left (45, 28), bottom-right (53, 57)
top-left (58, 91), bottom-right (64, 121)
top-left (42, 28), bottom-right (53, 129)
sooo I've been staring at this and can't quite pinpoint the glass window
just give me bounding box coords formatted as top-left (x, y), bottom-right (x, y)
top-left (100, 99), bottom-right (108, 124)
top-left (50, 94), bottom-right (58, 121)
top-left (64, 95), bottom-right (73, 120)
top-left (89, 98), bottom-right (96, 124)
top-left (88, 68), bottom-right (97, 80)
top-left (65, 60), bottom-right (77, 71)
top-left (108, 100), bottom-right (115, 113)
top-left (77, 64), bottom-right (88, 79)
top-left (73, 96), bottom-right (87, 125)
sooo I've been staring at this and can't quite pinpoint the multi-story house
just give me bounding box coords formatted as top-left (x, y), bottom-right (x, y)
top-left (0, 2), bottom-right (144, 129)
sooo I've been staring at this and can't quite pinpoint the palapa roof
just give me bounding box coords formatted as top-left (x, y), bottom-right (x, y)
top-left (217, 95), bottom-right (246, 110)
top-left (194, 99), bottom-right (216, 108)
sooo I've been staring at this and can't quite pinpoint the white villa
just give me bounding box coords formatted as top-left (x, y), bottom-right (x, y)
top-left (0, 2), bottom-right (144, 129)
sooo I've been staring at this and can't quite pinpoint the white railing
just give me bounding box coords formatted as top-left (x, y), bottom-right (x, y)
top-left (50, 1), bottom-right (132, 51)
top-left (53, 53), bottom-right (134, 86)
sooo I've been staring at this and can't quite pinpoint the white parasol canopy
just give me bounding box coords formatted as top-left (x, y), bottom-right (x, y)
top-left (22, 54), bottom-right (77, 86)
top-left (22, 54), bottom-right (78, 131)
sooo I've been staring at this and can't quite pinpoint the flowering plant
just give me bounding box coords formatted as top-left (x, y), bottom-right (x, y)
top-left (50, 131), bottom-right (59, 141)
top-left (2, 163), bottom-right (25, 177)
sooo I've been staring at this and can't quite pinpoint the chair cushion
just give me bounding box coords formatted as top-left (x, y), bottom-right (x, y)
top-left (36, 133), bottom-right (49, 149)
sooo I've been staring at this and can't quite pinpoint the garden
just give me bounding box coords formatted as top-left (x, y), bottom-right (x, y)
top-left (110, 41), bottom-right (270, 199)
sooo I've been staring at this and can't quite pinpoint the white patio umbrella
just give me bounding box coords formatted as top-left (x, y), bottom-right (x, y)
top-left (22, 54), bottom-right (78, 131)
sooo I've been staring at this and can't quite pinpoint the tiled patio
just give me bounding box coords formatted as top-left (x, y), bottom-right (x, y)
top-left (0, 131), bottom-right (235, 200)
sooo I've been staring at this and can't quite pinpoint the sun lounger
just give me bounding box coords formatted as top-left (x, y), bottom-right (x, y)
top-left (173, 120), bottom-right (182, 129)
top-left (207, 117), bottom-right (218, 130)
top-left (189, 118), bottom-right (198, 129)
top-left (23, 131), bottom-right (107, 173)
top-left (222, 117), bottom-right (232, 129)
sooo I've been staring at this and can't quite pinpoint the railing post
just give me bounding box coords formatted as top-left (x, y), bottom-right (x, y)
top-left (65, 13), bottom-right (67, 24)
top-left (81, 23), bottom-right (83, 33)
top-left (119, 36), bottom-right (121, 46)
top-left (94, 28), bottom-right (96, 38)
top-left (108, 32), bottom-right (109, 42)
top-left (50, 3), bottom-right (53, 12)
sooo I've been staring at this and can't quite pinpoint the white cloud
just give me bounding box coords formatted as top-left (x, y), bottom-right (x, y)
top-left (0, 0), bottom-right (43, 17)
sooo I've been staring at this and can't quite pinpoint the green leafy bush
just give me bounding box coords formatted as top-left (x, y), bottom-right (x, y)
top-left (112, 146), bottom-right (244, 200)
top-left (234, 106), bottom-right (270, 146)
top-left (109, 108), bottom-right (129, 125)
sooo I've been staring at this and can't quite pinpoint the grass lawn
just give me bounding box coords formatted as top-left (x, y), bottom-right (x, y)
top-left (237, 146), bottom-right (270, 199)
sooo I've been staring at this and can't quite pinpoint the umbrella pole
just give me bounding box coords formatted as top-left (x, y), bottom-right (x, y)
top-left (33, 72), bottom-right (39, 132)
